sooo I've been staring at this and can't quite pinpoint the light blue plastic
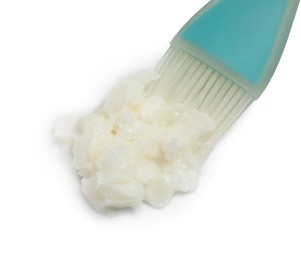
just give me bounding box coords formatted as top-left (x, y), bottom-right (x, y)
top-left (171, 0), bottom-right (299, 99)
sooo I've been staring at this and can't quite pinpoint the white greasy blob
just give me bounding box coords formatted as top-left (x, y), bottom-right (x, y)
top-left (54, 71), bottom-right (215, 210)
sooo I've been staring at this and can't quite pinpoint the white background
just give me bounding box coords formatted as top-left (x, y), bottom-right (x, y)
top-left (0, 0), bottom-right (300, 259)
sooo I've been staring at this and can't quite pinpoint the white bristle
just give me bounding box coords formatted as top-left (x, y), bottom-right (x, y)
top-left (147, 47), bottom-right (253, 141)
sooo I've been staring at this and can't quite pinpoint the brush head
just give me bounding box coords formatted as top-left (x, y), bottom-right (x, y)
top-left (156, 0), bottom-right (299, 141)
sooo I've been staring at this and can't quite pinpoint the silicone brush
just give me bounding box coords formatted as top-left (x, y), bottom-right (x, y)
top-left (148, 0), bottom-right (299, 139)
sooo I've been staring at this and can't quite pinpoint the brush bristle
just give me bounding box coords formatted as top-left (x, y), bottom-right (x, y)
top-left (147, 47), bottom-right (253, 140)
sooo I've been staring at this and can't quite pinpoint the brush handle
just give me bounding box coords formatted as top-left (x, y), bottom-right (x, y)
top-left (172, 0), bottom-right (300, 99)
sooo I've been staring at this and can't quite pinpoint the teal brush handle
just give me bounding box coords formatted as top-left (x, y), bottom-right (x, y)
top-left (171, 0), bottom-right (300, 99)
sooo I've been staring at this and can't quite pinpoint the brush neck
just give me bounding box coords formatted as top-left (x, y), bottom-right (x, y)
top-left (171, 0), bottom-right (300, 99)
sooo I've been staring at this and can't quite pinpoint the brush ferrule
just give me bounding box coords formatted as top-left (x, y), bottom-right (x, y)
top-left (171, 0), bottom-right (300, 99)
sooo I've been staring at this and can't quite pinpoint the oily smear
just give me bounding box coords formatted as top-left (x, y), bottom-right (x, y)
top-left (54, 71), bottom-right (215, 210)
